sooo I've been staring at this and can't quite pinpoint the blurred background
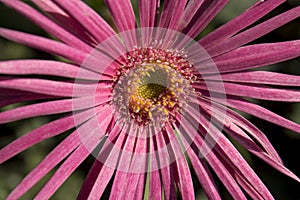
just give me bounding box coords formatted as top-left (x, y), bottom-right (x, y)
top-left (0, 0), bottom-right (299, 199)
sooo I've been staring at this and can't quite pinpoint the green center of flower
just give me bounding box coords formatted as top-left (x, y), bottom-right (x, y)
top-left (136, 68), bottom-right (167, 100)
top-left (112, 48), bottom-right (196, 126)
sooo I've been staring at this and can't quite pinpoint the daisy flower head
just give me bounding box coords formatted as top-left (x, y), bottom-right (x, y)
top-left (0, 0), bottom-right (300, 200)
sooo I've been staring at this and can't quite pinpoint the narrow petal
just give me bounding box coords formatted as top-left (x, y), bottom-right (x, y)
top-left (0, 77), bottom-right (103, 97)
top-left (6, 131), bottom-right (81, 200)
top-left (34, 108), bottom-right (113, 199)
top-left (31, 0), bottom-right (95, 44)
top-left (53, 0), bottom-right (116, 43)
top-left (167, 124), bottom-right (195, 200)
top-left (209, 6), bottom-right (300, 57)
top-left (153, 129), bottom-right (177, 200)
top-left (34, 145), bottom-right (92, 199)
top-left (203, 40), bottom-right (300, 74)
top-left (199, 0), bottom-right (285, 48)
top-left (176, 0), bottom-right (205, 30)
top-left (0, 60), bottom-right (100, 80)
top-left (0, 0), bottom-right (92, 53)
top-left (184, 112), bottom-right (274, 199)
top-left (104, 0), bottom-right (136, 32)
top-left (203, 106), bottom-right (299, 181)
top-left (195, 97), bottom-right (281, 162)
top-left (0, 94), bottom-right (110, 124)
top-left (0, 106), bottom-right (101, 164)
top-left (186, 147), bottom-right (221, 200)
top-left (0, 28), bottom-right (88, 64)
top-left (138, 0), bottom-right (159, 27)
top-left (195, 81), bottom-right (300, 102)
top-left (183, 0), bottom-right (229, 39)
top-left (175, 116), bottom-right (247, 199)
top-left (225, 97), bottom-right (300, 134)
top-left (0, 94), bottom-right (55, 107)
top-left (81, 124), bottom-right (123, 199)
top-left (207, 71), bottom-right (300, 86)
top-left (158, 0), bottom-right (187, 30)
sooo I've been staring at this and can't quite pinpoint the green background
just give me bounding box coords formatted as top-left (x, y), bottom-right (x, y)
top-left (0, 0), bottom-right (300, 199)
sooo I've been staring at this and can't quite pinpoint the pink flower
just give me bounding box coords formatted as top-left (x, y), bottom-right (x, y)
top-left (0, 0), bottom-right (300, 199)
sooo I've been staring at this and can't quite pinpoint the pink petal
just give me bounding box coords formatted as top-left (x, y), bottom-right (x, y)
top-left (176, 0), bottom-right (205, 30)
top-left (138, 0), bottom-right (159, 27)
top-left (166, 125), bottom-right (195, 200)
top-left (199, 0), bottom-right (285, 48)
top-left (148, 170), bottom-right (162, 200)
top-left (207, 71), bottom-right (300, 86)
top-left (104, 0), bottom-right (136, 32)
top-left (0, 0), bottom-right (92, 53)
top-left (206, 107), bottom-right (299, 182)
top-left (81, 124), bottom-right (123, 199)
top-left (32, 0), bottom-right (96, 45)
top-left (0, 94), bottom-right (55, 107)
top-left (53, 0), bottom-right (116, 43)
top-left (6, 131), bottom-right (81, 200)
top-left (153, 129), bottom-right (177, 200)
top-left (109, 126), bottom-right (147, 199)
top-left (199, 98), bottom-right (282, 162)
top-left (0, 77), bottom-right (102, 97)
top-left (194, 81), bottom-right (300, 102)
top-left (205, 40), bottom-right (300, 74)
top-left (0, 60), bottom-right (99, 80)
top-left (34, 108), bottom-right (113, 199)
top-left (225, 97), bottom-right (300, 134)
top-left (0, 94), bottom-right (110, 124)
top-left (0, 28), bottom-right (88, 64)
top-left (185, 112), bottom-right (274, 199)
top-left (158, 0), bottom-right (187, 30)
top-left (208, 6), bottom-right (300, 57)
top-left (0, 106), bottom-right (100, 164)
top-left (186, 148), bottom-right (221, 200)
top-left (183, 0), bottom-right (229, 39)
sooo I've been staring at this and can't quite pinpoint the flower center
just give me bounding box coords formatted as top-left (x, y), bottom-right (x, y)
top-left (112, 48), bottom-right (195, 126)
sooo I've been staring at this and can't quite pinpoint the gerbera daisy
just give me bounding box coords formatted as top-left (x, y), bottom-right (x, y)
top-left (0, 0), bottom-right (300, 199)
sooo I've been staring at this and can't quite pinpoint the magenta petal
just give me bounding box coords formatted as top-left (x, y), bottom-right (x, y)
top-left (193, 117), bottom-right (274, 199)
top-left (199, 0), bottom-right (285, 48)
top-left (0, 77), bottom-right (102, 97)
top-left (183, 0), bottom-right (229, 39)
top-left (34, 145), bottom-right (91, 199)
top-left (0, 94), bottom-right (110, 124)
top-left (176, 117), bottom-right (247, 199)
top-left (195, 82), bottom-right (300, 102)
top-left (176, 0), bottom-right (206, 30)
top-left (0, 94), bottom-right (55, 107)
top-left (187, 148), bottom-right (221, 200)
top-left (6, 131), bottom-right (81, 200)
top-left (208, 6), bottom-right (300, 56)
top-left (0, 106), bottom-right (100, 164)
top-left (211, 40), bottom-right (300, 73)
top-left (32, 0), bottom-right (95, 45)
top-left (33, 109), bottom-right (113, 199)
top-left (0, 60), bottom-right (99, 80)
top-left (158, 0), bottom-right (187, 29)
top-left (53, 0), bottom-right (116, 43)
top-left (0, 0), bottom-right (92, 53)
top-left (208, 71), bottom-right (300, 86)
top-left (81, 124), bottom-right (123, 199)
top-left (225, 97), bottom-right (300, 134)
top-left (166, 124), bottom-right (195, 200)
top-left (0, 28), bottom-right (88, 64)
top-left (138, 0), bottom-right (159, 27)
top-left (153, 129), bottom-right (177, 200)
top-left (104, 0), bottom-right (136, 32)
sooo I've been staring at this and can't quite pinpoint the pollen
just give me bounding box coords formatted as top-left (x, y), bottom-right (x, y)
top-left (112, 47), bottom-right (196, 126)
